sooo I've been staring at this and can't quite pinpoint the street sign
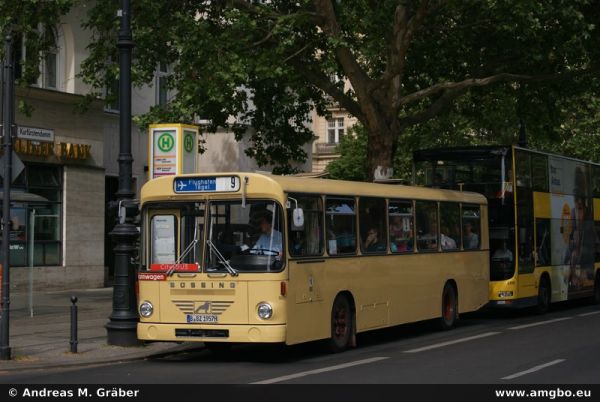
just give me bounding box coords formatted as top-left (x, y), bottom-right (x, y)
top-left (148, 124), bottom-right (199, 179)
top-left (0, 151), bottom-right (25, 183)
top-left (17, 126), bottom-right (54, 142)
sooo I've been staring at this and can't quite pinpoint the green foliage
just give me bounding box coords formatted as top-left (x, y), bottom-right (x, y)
top-left (1, 0), bottom-right (73, 86)
top-left (325, 125), bottom-right (368, 182)
top-left (10, 0), bottom-right (596, 176)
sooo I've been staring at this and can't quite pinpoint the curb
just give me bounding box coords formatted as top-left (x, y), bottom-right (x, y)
top-left (0, 343), bottom-right (201, 374)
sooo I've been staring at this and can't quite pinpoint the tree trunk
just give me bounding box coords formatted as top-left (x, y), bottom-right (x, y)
top-left (365, 121), bottom-right (395, 182)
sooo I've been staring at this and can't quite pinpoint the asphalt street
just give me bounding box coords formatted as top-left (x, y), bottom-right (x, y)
top-left (2, 300), bottom-right (599, 384)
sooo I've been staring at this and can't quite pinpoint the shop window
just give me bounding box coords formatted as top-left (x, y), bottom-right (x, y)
top-left (416, 201), bottom-right (438, 252)
top-left (389, 200), bottom-right (414, 253)
top-left (359, 197), bottom-right (387, 254)
top-left (325, 198), bottom-right (356, 255)
top-left (0, 165), bottom-right (62, 267)
top-left (288, 194), bottom-right (323, 257)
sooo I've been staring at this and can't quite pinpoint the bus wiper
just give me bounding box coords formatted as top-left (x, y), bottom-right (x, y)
top-left (206, 239), bottom-right (238, 276)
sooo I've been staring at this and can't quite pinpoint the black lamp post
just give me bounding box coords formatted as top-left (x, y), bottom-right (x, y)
top-left (105, 0), bottom-right (141, 346)
top-left (0, 31), bottom-right (14, 360)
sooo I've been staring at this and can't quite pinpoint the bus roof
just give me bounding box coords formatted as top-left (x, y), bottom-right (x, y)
top-left (141, 173), bottom-right (487, 205)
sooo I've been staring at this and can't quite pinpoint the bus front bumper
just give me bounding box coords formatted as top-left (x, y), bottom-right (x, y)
top-left (138, 322), bottom-right (287, 343)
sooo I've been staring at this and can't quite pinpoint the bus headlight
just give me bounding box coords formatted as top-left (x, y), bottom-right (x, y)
top-left (257, 302), bottom-right (273, 320)
top-left (139, 301), bottom-right (154, 317)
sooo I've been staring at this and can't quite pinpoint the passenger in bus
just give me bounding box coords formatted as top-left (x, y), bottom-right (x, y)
top-left (463, 222), bottom-right (479, 249)
top-left (252, 212), bottom-right (282, 254)
top-left (389, 216), bottom-right (412, 252)
top-left (423, 222), bottom-right (438, 250)
top-left (492, 241), bottom-right (513, 262)
top-left (440, 225), bottom-right (457, 250)
top-left (363, 227), bottom-right (386, 253)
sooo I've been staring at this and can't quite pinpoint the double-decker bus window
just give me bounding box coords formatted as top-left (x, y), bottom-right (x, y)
top-left (288, 194), bottom-right (323, 257)
top-left (532, 154), bottom-right (549, 192)
top-left (151, 215), bottom-right (177, 264)
top-left (515, 150), bottom-right (532, 188)
top-left (535, 218), bottom-right (551, 266)
top-left (440, 203), bottom-right (461, 251)
top-left (359, 197), bottom-right (387, 254)
top-left (326, 198), bottom-right (356, 255)
top-left (416, 201), bottom-right (438, 252)
top-left (389, 200), bottom-right (414, 253)
top-left (462, 205), bottom-right (481, 250)
top-left (593, 166), bottom-right (600, 197)
top-left (595, 222), bottom-right (600, 263)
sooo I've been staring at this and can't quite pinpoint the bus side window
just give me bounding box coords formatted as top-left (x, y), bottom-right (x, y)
top-left (462, 205), bottom-right (481, 250)
top-left (440, 202), bottom-right (460, 251)
top-left (287, 194), bottom-right (323, 257)
top-left (389, 200), bottom-right (414, 253)
top-left (416, 201), bottom-right (438, 252)
top-left (359, 197), bottom-right (387, 254)
top-left (325, 197), bottom-right (357, 255)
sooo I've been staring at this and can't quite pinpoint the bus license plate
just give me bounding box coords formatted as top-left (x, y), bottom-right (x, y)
top-left (186, 314), bottom-right (218, 323)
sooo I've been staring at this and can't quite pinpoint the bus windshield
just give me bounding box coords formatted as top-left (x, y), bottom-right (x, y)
top-left (206, 200), bottom-right (284, 273)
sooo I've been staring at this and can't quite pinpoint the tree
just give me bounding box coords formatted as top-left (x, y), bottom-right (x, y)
top-left (1, 0), bottom-right (73, 87)
top-left (80, 1), bottom-right (599, 177)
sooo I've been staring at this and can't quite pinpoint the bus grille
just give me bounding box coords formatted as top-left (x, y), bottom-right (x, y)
top-left (175, 329), bottom-right (229, 338)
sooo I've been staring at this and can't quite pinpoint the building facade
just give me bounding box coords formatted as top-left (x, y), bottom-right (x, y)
top-left (5, 4), bottom-right (156, 291)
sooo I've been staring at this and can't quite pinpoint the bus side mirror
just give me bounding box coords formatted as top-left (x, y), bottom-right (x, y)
top-left (293, 208), bottom-right (304, 227)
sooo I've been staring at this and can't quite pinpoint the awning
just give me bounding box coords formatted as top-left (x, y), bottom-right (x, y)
top-left (0, 191), bottom-right (49, 203)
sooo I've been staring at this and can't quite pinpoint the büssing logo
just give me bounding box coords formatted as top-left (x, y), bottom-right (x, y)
top-left (170, 281), bottom-right (236, 289)
top-left (174, 300), bottom-right (234, 315)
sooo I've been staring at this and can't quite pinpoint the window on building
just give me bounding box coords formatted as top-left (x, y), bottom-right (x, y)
top-left (287, 194), bottom-right (323, 257)
top-left (416, 201), bottom-right (438, 252)
top-left (359, 197), bottom-right (387, 254)
top-left (389, 200), bottom-right (414, 253)
top-left (42, 26), bottom-right (58, 89)
top-left (105, 75), bottom-right (120, 112)
top-left (0, 165), bottom-right (63, 267)
top-left (327, 118), bottom-right (345, 144)
top-left (325, 197), bottom-right (356, 255)
top-left (156, 63), bottom-right (170, 107)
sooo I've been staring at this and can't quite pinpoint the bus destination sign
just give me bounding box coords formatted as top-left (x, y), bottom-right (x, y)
top-left (174, 176), bottom-right (240, 193)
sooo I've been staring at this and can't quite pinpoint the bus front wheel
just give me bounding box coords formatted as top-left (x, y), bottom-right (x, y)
top-left (328, 295), bottom-right (354, 353)
top-left (535, 276), bottom-right (551, 314)
top-left (438, 282), bottom-right (458, 330)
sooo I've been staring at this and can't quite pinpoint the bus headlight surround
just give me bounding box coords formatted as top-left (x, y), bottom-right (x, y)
top-left (139, 301), bottom-right (154, 317)
top-left (257, 302), bottom-right (273, 320)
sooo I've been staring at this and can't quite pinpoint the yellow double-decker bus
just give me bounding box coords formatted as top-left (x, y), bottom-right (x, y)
top-left (137, 173), bottom-right (489, 351)
top-left (414, 145), bottom-right (600, 312)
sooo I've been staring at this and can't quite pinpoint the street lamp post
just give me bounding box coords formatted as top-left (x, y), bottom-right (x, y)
top-left (0, 31), bottom-right (14, 360)
top-left (105, 0), bottom-right (141, 346)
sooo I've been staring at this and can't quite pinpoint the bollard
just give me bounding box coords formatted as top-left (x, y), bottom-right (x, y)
top-left (70, 296), bottom-right (78, 353)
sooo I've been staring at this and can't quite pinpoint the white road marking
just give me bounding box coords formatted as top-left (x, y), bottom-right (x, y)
top-left (578, 310), bottom-right (600, 317)
top-left (403, 332), bottom-right (500, 353)
top-left (502, 359), bottom-right (566, 380)
top-left (508, 317), bottom-right (572, 330)
top-left (250, 357), bottom-right (389, 384)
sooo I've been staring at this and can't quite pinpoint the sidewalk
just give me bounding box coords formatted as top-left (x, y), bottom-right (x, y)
top-left (0, 287), bottom-right (197, 373)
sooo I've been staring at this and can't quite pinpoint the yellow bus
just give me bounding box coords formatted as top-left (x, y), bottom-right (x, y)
top-left (137, 173), bottom-right (489, 352)
top-left (414, 145), bottom-right (600, 312)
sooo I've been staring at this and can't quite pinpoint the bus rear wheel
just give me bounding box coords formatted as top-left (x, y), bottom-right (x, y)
top-left (535, 276), bottom-right (551, 314)
top-left (438, 283), bottom-right (458, 330)
top-left (328, 295), bottom-right (354, 353)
